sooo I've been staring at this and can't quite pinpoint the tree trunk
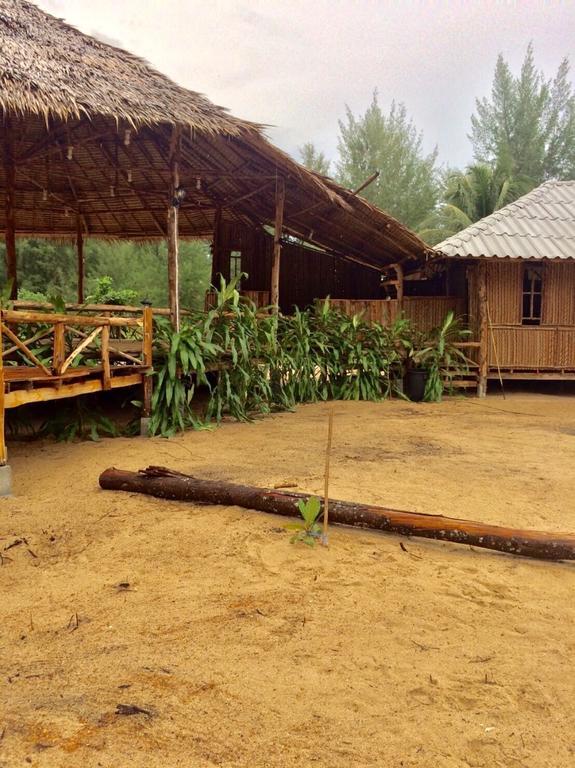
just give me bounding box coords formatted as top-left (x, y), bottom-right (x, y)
top-left (99, 466), bottom-right (575, 561)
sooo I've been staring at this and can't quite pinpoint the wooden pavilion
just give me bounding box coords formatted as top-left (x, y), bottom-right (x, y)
top-left (433, 181), bottom-right (575, 395)
top-left (0, 0), bottom-right (431, 483)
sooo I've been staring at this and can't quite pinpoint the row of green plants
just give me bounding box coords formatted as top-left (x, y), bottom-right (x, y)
top-left (149, 276), bottom-right (472, 437)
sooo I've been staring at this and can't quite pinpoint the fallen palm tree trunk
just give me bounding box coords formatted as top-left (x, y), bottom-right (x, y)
top-left (99, 466), bottom-right (575, 561)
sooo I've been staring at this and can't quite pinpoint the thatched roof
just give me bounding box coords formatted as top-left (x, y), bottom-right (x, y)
top-left (0, 0), bottom-right (251, 134)
top-left (0, 0), bottom-right (430, 269)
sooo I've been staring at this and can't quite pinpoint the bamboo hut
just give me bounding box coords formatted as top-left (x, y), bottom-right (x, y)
top-left (0, 0), bottom-right (431, 489)
top-left (433, 181), bottom-right (575, 395)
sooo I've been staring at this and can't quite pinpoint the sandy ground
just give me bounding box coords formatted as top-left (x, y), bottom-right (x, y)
top-left (2, 393), bottom-right (575, 768)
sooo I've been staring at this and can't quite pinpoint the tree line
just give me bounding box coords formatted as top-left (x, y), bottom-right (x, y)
top-left (300, 44), bottom-right (575, 244)
top-left (0, 238), bottom-right (211, 309)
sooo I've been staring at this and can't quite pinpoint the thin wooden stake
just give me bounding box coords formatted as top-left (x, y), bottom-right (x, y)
top-left (486, 297), bottom-right (505, 399)
top-left (322, 408), bottom-right (334, 547)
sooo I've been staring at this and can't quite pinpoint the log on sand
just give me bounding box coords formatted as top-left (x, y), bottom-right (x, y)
top-left (99, 466), bottom-right (575, 562)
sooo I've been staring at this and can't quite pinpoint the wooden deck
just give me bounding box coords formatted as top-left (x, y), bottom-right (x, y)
top-left (0, 305), bottom-right (153, 462)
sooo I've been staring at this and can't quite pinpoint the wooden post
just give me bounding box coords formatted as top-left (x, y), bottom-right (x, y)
top-left (3, 116), bottom-right (17, 299)
top-left (167, 125), bottom-right (181, 331)
top-left (53, 322), bottom-right (66, 376)
top-left (394, 263), bottom-right (404, 311)
top-left (101, 325), bottom-right (111, 390)
top-left (0, 318), bottom-right (6, 465)
top-left (76, 215), bottom-right (85, 304)
top-left (270, 179), bottom-right (285, 313)
top-left (477, 261), bottom-right (488, 398)
top-left (142, 304), bottom-right (153, 418)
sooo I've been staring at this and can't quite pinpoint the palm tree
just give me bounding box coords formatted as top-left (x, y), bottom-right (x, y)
top-left (418, 162), bottom-right (534, 245)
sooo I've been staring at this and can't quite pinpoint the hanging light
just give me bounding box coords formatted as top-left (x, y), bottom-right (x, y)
top-left (196, 177), bottom-right (201, 191)
top-left (42, 189), bottom-right (48, 202)
top-left (67, 145), bottom-right (74, 160)
top-left (172, 185), bottom-right (186, 208)
top-left (64, 208), bottom-right (70, 217)
top-left (110, 185), bottom-right (115, 198)
top-left (124, 129), bottom-right (132, 146)
top-left (127, 169), bottom-right (133, 183)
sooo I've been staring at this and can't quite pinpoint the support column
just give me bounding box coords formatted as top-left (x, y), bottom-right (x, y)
top-left (0, 320), bottom-right (11, 495)
top-left (394, 263), bottom-right (404, 311)
top-left (3, 116), bottom-right (17, 299)
top-left (270, 179), bottom-right (285, 313)
top-left (167, 125), bottom-right (181, 331)
top-left (76, 214), bottom-right (85, 304)
top-left (477, 261), bottom-right (488, 398)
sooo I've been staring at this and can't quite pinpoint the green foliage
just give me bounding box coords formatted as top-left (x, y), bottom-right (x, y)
top-left (418, 162), bottom-right (535, 245)
top-left (402, 311), bottom-right (471, 402)
top-left (471, 43), bottom-right (575, 183)
top-left (39, 400), bottom-right (120, 442)
top-left (85, 240), bottom-right (211, 310)
top-left (298, 142), bottom-right (331, 176)
top-left (286, 496), bottom-right (323, 546)
top-left (0, 238), bottom-right (212, 310)
top-left (336, 92), bottom-right (439, 229)
top-left (149, 281), bottom-right (469, 436)
top-left (86, 275), bottom-right (139, 306)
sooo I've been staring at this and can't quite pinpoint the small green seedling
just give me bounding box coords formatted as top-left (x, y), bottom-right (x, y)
top-left (287, 496), bottom-right (323, 546)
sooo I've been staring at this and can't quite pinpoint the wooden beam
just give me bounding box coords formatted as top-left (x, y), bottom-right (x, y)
top-left (1, 323), bottom-right (51, 376)
top-left (0, 322), bottom-right (6, 465)
top-left (394, 262), bottom-right (404, 310)
top-left (59, 326), bottom-right (102, 374)
top-left (3, 116), bottom-right (17, 299)
top-left (142, 304), bottom-right (153, 417)
top-left (477, 261), bottom-right (488, 398)
top-left (4, 372), bottom-right (144, 409)
top-left (76, 214), bottom-right (85, 304)
top-left (101, 325), bottom-right (111, 390)
top-left (270, 179), bottom-right (285, 313)
top-left (168, 125), bottom-right (182, 330)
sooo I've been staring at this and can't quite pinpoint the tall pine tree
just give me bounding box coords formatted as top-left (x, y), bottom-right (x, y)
top-left (336, 93), bottom-right (439, 229)
top-left (471, 43), bottom-right (575, 182)
top-left (298, 142), bottom-right (331, 176)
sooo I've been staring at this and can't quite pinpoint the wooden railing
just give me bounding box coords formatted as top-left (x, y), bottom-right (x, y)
top-left (0, 306), bottom-right (153, 398)
top-left (0, 305), bottom-right (155, 463)
top-left (489, 325), bottom-right (575, 370)
top-left (324, 297), bottom-right (466, 331)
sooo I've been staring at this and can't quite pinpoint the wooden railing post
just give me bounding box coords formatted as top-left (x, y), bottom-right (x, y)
top-left (53, 322), bottom-right (66, 376)
top-left (101, 325), bottom-right (111, 390)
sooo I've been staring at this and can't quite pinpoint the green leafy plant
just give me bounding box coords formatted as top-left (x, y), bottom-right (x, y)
top-left (86, 276), bottom-right (139, 306)
top-left (286, 496), bottom-right (323, 546)
top-left (40, 400), bottom-right (119, 442)
top-left (402, 311), bottom-right (471, 402)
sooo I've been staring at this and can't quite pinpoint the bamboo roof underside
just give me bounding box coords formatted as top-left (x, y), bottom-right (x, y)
top-left (0, 0), bottom-right (430, 268)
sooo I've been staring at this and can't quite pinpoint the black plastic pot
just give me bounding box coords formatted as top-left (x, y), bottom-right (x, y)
top-left (404, 368), bottom-right (428, 402)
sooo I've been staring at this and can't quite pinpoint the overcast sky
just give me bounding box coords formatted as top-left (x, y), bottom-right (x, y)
top-left (38, 0), bottom-right (575, 172)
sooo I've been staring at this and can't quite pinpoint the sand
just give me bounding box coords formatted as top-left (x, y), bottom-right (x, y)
top-left (1, 394), bottom-right (575, 767)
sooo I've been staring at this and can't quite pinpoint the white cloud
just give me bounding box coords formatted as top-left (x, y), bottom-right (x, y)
top-left (34, 0), bottom-right (575, 170)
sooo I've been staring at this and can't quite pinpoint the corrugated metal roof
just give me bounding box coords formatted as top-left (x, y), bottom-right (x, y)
top-left (434, 180), bottom-right (575, 260)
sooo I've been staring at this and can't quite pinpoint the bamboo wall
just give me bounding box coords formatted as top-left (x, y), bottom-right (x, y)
top-left (212, 222), bottom-right (380, 313)
top-left (470, 260), bottom-right (575, 371)
top-left (328, 297), bottom-right (465, 331)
